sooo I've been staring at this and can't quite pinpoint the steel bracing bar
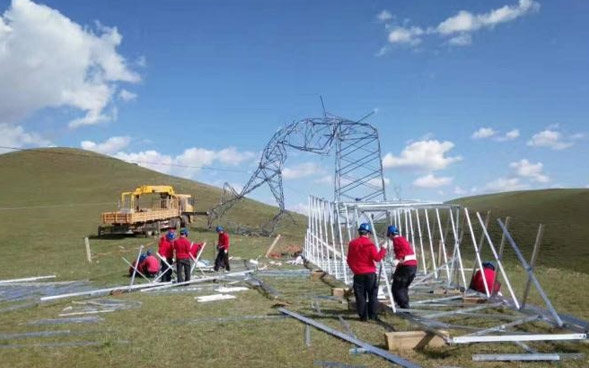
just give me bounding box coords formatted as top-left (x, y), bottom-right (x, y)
top-left (475, 212), bottom-right (520, 308)
top-left (451, 333), bottom-right (586, 344)
top-left (472, 353), bottom-right (585, 362)
top-left (464, 314), bottom-right (541, 337)
top-left (497, 219), bottom-right (563, 327)
top-left (279, 308), bottom-right (421, 368)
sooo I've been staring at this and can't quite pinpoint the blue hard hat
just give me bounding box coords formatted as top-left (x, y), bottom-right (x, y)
top-left (146, 249), bottom-right (152, 256)
top-left (139, 254), bottom-right (147, 262)
top-left (358, 223), bottom-right (371, 234)
top-left (166, 231), bottom-right (175, 240)
top-left (387, 225), bottom-right (399, 236)
top-left (482, 261), bottom-right (495, 271)
top-left (215, 226), bottom-right (224, 232)
top-left (180, 228), bottom-right (188, 236)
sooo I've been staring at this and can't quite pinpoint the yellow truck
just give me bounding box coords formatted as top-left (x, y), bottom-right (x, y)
top-left (98, 185), bottom-right (199, 236)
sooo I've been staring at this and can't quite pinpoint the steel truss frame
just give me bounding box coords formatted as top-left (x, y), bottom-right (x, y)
top-left (207, 113), bottom-right (386, 236)
top-left (303, 195), bottom-right (588, 359)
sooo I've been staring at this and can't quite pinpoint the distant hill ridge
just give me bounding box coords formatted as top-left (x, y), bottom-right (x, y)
top-left (0, 147), bottom-right (587, 273)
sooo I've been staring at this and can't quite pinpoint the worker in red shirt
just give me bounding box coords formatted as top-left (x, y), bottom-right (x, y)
top-left (173, 228), bottom-right (192, 283)
top-left (128, 254), bottom-right (147, 277)
top-left (214, 226), bottom-right (231, 271)
top-left (387, 225), bottom-right (418, 310)
top-left (469, 261), bottom-right (501, 295)
top-left (158, 230), bottom-right (175, 282)
top-left (142, 250), bottom-right (160, 277)
top-left (346, 223), bottom-right (387, 322)
top-left (189, 241), bottom-right (203, 260)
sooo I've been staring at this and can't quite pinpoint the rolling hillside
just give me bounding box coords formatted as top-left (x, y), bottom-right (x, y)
top-left (451, 189), bottom-right (589, 273)
top-left (0, 147), bottom-right (306, 280)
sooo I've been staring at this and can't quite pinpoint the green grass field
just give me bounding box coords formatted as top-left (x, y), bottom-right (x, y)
top-left (0, 148), bottom-right (588, 368)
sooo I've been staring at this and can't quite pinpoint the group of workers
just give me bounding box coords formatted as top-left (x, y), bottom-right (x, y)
top-left (347, 222), bottom-right (500, 321)
top-left (128, 226), bottom-right (231, 283)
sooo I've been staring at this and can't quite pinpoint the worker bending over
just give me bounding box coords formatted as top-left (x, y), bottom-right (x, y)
top-left (387, 225), bottom-right (418, 310)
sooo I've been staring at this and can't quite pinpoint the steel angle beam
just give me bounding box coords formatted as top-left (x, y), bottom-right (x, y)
top-left (279, 308), bottom-right (421, 368)
top-left (451, 333), bottom-right (586, 344)
top-left (472, 353), bottom-right (585, 362)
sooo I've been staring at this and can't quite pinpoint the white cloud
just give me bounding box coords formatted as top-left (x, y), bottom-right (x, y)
top-left (437, 0), bottom-right (540, 35)
top-left (382, 140), bottom-right (462, 171)
top-left (472, 127), bottom-right (496, 139)
top-left (381, 0), bottom-right (539, 49)
top-left (118, 89), bottom-right (137, 102)
top-left (282, 162), bottom-right (322, 180)
top-left (0, 123), bottom-right (51, 153)
top-left (483, 177), bottom-right (529, 192)
top-left (448, 33), bottom-right (472, 46)
top-left (215, 147), bottom-right (257, 166)
top-left (289, 202), bottom-right (309, 215)
top-left (509, 159), bottom-right (549, 183)
top-left (368, 177), bottom-right (390, 187)
top-left (314, 175), bottom-right (333, 184)
top-left (387, 26), bottom-right (424, 46)
top-left (81, 136), bottom-right (131, 155)
top-left (473, 127), bottom-right (520, 141)
top-left (413, 174), bottom-right (453, 188)
top-left (79, 143), bottom-right (257, 179)
top-left (453, 186), bottom-right (467, 195)
top-left (377, 10), bottom-right (393, 22)
top-left (500, 129), bottom-right (520, 141)
top-left (0, 0), bottom-right (140, 128)
top-left (527, 129), bottom-right (574, 150)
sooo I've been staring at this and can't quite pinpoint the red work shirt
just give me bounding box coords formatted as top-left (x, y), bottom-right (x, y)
top-left (143, 255), bottom-right (160, 273)
top-left (471, 268), bottom-right (501, 294)
top-left (158, 237), bottom-right (174, 259)
top-left (346, 236), bottom-right (386, 275)
top-left (190, 242), bottom-right (203, 258)
top-left (392, 235), bottom-right (417, 267)
top-left (173, 236), bottom-right (191, 260)
top-left (218, 232), bottom-right (230, 251)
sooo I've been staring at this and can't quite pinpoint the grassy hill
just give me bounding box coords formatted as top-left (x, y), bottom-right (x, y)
top-left (0, 147), bottom-right (306, 281)
top-left (450, 189), bottom-right (589, 274)
top-left (1, 148), bottom-right (588, 367)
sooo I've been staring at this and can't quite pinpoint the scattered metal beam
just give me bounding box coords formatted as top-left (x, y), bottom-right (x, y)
top-left (472, 353), bottom-right (585, 362)
top-left (0, 275), bottom-right (56, 284)
top-left (279, 308), bottom-right (421, 368)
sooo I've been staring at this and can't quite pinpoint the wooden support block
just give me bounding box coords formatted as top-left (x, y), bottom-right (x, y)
top-left (331, 288), bottom-right (350, 298)
top-left (433, 288), bottom-right (462, 295)
top-left (310, 269), bottom-right (325, 280)
top-left (384, 331), bottom-right (447, 350)
top-left (462, 296), bottom-right (486, 304)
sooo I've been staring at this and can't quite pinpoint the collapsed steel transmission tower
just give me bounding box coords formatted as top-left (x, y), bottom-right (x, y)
top-left (207, 112), bottom-right (387, 235)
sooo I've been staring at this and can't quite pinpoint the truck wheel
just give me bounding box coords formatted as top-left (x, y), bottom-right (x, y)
top-left (181, 215), bottom-right (189, 227)
top-left (97, 226), bottom-right (103, 237)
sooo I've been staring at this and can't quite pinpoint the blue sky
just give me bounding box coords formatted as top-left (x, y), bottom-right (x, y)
top-left (1, 0), bottom-right (588, 213)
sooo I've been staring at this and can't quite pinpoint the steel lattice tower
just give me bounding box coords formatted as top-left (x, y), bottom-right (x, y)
top-left (207, 112), bottom-right (386, 235)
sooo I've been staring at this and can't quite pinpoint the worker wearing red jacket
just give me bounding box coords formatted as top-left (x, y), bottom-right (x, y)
top-left (214, 226), bottom-right (230, 271)
top-left (173, 228), bottom-right (192, 283)
top-left (158, 230), bottom-right (175, 282)
top-left (142, 250), bottom-right (160, 277)
top-left (346, 223), bottom-right (387, 321)
top-left (387, 225), bottom-right (418, 310)
top-left (189, 241), bottom-right (203, 260)
top-left (469, 261), bottom-right (501, 295)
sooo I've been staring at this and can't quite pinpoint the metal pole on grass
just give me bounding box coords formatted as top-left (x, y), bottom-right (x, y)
top-left (497, 219), bottom-right (562, 326)
top-left (129, 245), bottom-right (144, 287)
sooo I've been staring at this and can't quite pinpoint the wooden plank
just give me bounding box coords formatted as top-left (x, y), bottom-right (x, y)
top-left (384, 331), bottom-right (446, 350)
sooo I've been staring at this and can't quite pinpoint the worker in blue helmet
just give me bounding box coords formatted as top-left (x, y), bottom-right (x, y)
top-left (173, 228), bottom-right (192, 283)
top-left (214, 225), bottom-right (231, 272)
top-left (158, 230), bottom-right (176, 282)
top-left (346, 222), bottom-right (387, 322)
top-left (387, 225), bottom-right (418, 311)
top-left (469, 261), bottom-right (501, 295)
